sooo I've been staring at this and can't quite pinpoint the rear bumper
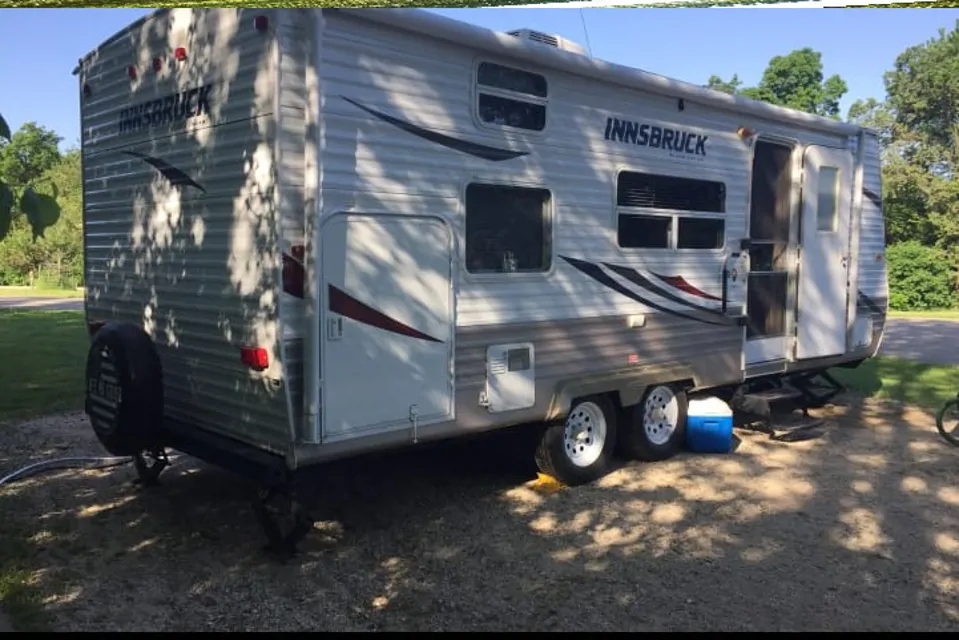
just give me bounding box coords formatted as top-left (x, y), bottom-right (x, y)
top-left (163, 417), bottom-right (292, 486)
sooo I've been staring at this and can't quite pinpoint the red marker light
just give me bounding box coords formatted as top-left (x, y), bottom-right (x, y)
top-left (127, 65), bottom-right (137, 79)
top-left (174, 47), bottom-right (187, 61)
top-left (153, 56), bottom-right (163, 72)
top-left (240, 346), bottom-right (269, 371)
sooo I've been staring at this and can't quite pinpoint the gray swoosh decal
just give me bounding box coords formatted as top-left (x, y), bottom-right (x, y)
top-left (863, 188), bottom-right (882, 208)
top-left (342, 96), bottom-right (528, 162)
top-left (561, 255), bottom-right (732, 327)
top-left (602, 262), bottom-right (728, 320)
top-left (123, 150), bottom-right (206, 193)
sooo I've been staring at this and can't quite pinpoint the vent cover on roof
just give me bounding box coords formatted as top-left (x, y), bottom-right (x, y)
top-left (506, 29), bottom-right (588, 56)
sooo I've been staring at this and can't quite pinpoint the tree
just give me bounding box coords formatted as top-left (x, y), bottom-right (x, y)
top-left (884, 22), bottom-right (959, 168)
top-left (0, 121), bottom-right (62, 187)
top-left (705, 73), bottom-right (743, 96)
top-left (705, 48), bottom-right (848, 119)
top-left (843, 21), bottom-right (959, 307)
top-left (33, 150), bottom-right (84, 287)
top-left (0, 113), bottom-right (62, 243)
top-left (847, 22), bottom-right (959, 253)
top-left (0, 150), bottom-right (83, 287)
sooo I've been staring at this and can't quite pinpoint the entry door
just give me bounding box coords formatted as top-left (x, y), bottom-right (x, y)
top-left (320, 214), bottom-right (455, 441)
top-left (795, 145), bottom-right (854, 360)
top-left (744, 139), bottom-right (794, 366)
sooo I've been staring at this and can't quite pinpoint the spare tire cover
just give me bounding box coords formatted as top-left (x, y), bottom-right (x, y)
top-left (85, 322), bottom-right (164, 457)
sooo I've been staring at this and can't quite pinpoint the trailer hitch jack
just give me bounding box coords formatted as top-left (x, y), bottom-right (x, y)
top-left (252, 483), bottom-right (316, 557)
top-left (133, 448), bottom-right (170, 487)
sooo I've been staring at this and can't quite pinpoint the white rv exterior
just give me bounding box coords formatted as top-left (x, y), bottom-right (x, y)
top-left (75, 8), bottom-right (887, 482)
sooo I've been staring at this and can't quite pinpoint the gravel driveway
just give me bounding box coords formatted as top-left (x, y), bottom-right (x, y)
top-left (1, 397), bottom-right (957, 632)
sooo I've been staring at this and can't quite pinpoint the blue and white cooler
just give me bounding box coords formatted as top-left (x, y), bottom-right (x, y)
top-left (685, 396), bottom-right (734, 454)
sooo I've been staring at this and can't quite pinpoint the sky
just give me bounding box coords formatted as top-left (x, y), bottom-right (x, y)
top-left (1, 7), bottom-right (957, 151)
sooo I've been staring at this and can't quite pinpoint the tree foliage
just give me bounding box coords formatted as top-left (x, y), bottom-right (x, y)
top-left (0, 114), bottom-right (63, 243)
top-left (846, 20), bottom-right (959, 268)
top-left (705, 47), bottom-right (848, 118)
top-left (886, 242), bottom-right (957, 311)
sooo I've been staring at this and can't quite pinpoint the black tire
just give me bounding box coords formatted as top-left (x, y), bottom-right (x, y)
top-left (535, 395), bottom-right (618, 486)
top-left (620, 383), bottom-right (688, 462)
top-left (84, 322), bottom-right (164, 457)
top-left (935, 397), bottom-right (959, 448)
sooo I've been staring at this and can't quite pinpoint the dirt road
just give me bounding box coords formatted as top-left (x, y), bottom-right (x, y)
top-left (1, 399), bottom-right (957, 632)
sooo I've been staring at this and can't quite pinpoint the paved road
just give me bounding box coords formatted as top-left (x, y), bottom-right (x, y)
top-left (0, 296), bottom-right (83, 311)
top-left (879, 317), bottom-right (959, 366)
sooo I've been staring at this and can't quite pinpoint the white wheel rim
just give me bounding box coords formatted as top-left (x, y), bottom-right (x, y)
top-left (563, 401), bottom-right (607, 468)
top-left (643, 386), bottom-right (680, 446)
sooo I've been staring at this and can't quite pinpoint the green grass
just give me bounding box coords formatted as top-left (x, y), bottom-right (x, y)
top-left (0, 548), bottom-right (48, 633)
top-left (888, 309), bottom-right (959, 321)
top-left (0, 287), bottom-right (84, 299)
top-left (831, 356), bottom-right (959, 412)
top-left (0, 310), bottom-right (88, 423)
top-left (0, 310), bottom-right (87, 631)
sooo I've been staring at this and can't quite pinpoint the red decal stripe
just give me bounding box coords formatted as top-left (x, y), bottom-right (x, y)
top-left (282, 247), bottom-right (306, 299)
top-left (328, 284), bottom-right (442, 343)
top-left (652, 273), bottom-right (721, 301)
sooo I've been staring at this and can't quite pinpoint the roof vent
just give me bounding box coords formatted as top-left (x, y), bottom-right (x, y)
top-left (506, 29), bottom-right (588, 56)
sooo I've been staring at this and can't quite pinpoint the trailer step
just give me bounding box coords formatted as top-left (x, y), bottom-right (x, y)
top-left (787, 370), bottom-right (846, 409)
top-left (736, 410), bottom-right (826, 443)
top-left (729, 386), bottom-right (805, 418)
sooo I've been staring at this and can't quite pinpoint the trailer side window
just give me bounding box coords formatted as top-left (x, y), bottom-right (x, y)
top-left (618, 214), bottom-right (672, 249)
top-left (476, 62), bottom-right (547, 132)
top-left (465, 183), bottom-right (552, 274)
top-left (817, 166), bottom-right (840, 232)
top-left (617, 172), bottom-right (725, 213)
top-left (677, 217), bottom-right (725, 249)
top-left (617, 171), bottom-right (726, 250)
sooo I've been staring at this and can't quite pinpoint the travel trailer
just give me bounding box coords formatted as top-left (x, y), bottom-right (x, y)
top-left (74, 7), bottom-right (888, 553)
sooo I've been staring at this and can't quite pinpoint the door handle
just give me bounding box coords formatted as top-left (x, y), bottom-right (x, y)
top-left (327, 316), bottom-right (343, 340)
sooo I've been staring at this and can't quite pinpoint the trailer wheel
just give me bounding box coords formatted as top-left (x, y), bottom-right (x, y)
top-left (84, 322), bottom-right (164, 457)
top-left (535, 395), bottom-right (618, 486)
top-left (620, 383), bottom-right (688, 462)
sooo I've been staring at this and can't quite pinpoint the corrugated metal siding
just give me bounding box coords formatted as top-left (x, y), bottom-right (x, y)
top-left (274, 9), bottom-right (315, 439)
top-left (309, 12), bottom-right (875, 433)
top-left (855, 133), bottom-right (888, 313)
top-left (79, 8), bottom-right (290, 452)
top-left (317, 13), bottom-right (848, 331)
top-left (455, 316), bottom-right (743, 428)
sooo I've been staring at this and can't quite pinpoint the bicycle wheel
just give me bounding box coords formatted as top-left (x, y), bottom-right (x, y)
top-left (935, 397), bottom-right (959, 447)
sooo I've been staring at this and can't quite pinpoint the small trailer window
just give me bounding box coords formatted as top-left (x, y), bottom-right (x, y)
top-left (465, 183), bottom-right (552, 274)
top-left (817, 166), bottom-right (840, 232)
top-left (618, 214), bottom-right (672, 249)
top-left (476, 62), bottom-right (547, 132)
top-left (617, 171), bottom-right (726, 250)
top-left (677, 217), bottom-right (725, 249)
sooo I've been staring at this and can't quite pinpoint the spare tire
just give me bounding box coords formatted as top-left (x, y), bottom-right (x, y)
top-left (84, 322), bottom-right (164, 456)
